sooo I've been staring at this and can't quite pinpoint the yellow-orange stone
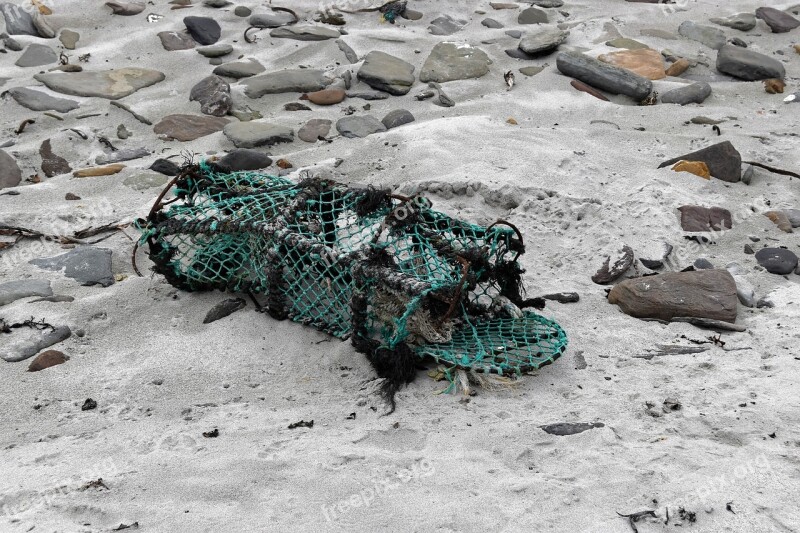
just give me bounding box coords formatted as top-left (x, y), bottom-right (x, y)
top-left (665, 58), bottom-right (690, 77)
top-left (306, 89), bottom-right (346, 106)
top-left (764, 79), bottom-right (786, 94)
top-left (598, 48), bottom-right (666, 80)
top-left (72, 164), bottom-right (125, 177)
top-left (672, 160), bottom-right (710, 179)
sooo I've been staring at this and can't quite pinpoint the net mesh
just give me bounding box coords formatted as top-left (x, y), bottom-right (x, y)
top-left (137, 162), bottom-right (568, 396)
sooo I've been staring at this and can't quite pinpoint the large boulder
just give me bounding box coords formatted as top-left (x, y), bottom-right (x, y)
top-left (658, 141), bottom-right (742, 183)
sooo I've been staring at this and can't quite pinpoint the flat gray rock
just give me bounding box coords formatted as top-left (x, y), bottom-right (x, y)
top-left (34, 68), bottom-right (166, 99)
top-left (710, 13), bottom-right (757, 32)
top-left (270, 25), bottom-right (340, 41)
top-left (0, 280), bottom-right (53, 306)
top-left (419, 42), bottom-right (491, 83)
top-left (540, 422), bottom-right (604, 436)
top-left (190, 75), bottom-right (232, 116)
top-left (8, 87), bottom-right (79, 113)
top-left (1, 325), bottom-right (71, 363)
top-left (530, 0), bottom-right (563, 6)
top-left (158, 30), bottom-right (196, 51)
top-left (518, 6), bottom-right (548, 24)
top-left (0, 2), bottom-right (38, 36)
top-left (357, 51), bottom-right (415, 96)
top-left (556, 51), bottom-right (653, 100)
top-left (336, 115), bottom-right (387, 138)
top-left (716, 44), bottom-right (785, 80)
top-left (297, 118), bottom-right (332, 142)
top-left (95, 147), bottom-right (150, 164)
top-left (519, 27), bottom-right (568, 55)
top-left (123, 172), bottom-right (169, 191)
top-left (60, 29), bottom-right (80, 49)
top-left (213, 59), bottom-right (265, 79)
top-left (248, 11), bottom-right (296, 28)
top-left (223, 122), bottom-right (294, 148)
top-left (30, 247), bottom-right (115, 287)
top-left (153, 114), bottom-right (230, 141)
top-left (240, 69), bottom-right (331, 98)
top-left (15, 43), bottom-right (58, 67)
top-left (336, 39), bottom-right (358, 63)
top-left (428, 14), bottom-right (466, 35)
top-left (106, 1), bottom-right (145, 15)
top-left (660, 81), bottom-right (712, 105)
top-left (678, 21), bottom-right (726, 50)
top-left (0, 149), bottom-right (22, 189)
top-left (197, 43), bottom-right (233, 57)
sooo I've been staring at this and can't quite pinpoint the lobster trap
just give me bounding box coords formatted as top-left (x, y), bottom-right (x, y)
top-left (138, 162), bottom-right (567, 408)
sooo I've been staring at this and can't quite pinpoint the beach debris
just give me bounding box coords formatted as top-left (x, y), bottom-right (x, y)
top-left (617, 509), bottom-right (657, 533)
top-left (81, 398), bottom-right (97, 411)
top-left (592, 245), bottom-right (633, 284)
top-left (288, 420), bottom-right (314, 429)
top-left (81, 478), bottom-right (110, 490)
top-left (203, 298), bottom-right (246, 324)
top-left (540, 422), bottom-right (604, 436)
top-left (764, 78), bottom-right (786, 94)
top-left (202, 428), bottom-right (219, 438)
top-left (504, 70), bottom-right (514, 90)
top-left (570, 80), bottom-right (609, 101)
top-left (111, 523), bottom-right (139, 531)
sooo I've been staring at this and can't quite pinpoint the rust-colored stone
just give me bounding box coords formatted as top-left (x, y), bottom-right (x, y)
top-left (598, 48), bottom-right (666, 80)
top-left (665, 58), bottom-right (690, 77)
top-left (28, 350), bottom-right (69, 372)
top-left (672, 160), bottom-right (710, 179)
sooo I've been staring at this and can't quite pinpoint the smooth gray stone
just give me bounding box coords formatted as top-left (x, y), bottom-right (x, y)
top-left (15, 43), bottom-right (58, 67)
top-left (31, 11), bottom-right (55, 38)
top-left (678, 21), bottom-right (726, 50)
top-left (0, 2), bottom-right (38, 36)
top-left (213, 59), bottom-right (265, 79)
top-left (357, 51), bottom-right (415, 95)
top-left (197, 43), bottom-right (233, 57)
top-left (529, 0), bottom-right (563, 6)
top-left (234, 6), bottom-right (251, 17)
top-left (755, 248), bottom-right (798, 275)
top-left (660, 81), bottom-right (712, 105)
top-left (556, 51), bottom-right (653, 100)
top-left (3, 35), bottom-right (22, 51)
top-left (0, 280), bottom-right (53, 306)
top-left (756, 7), bottom-right (800, 33)
top-left (694, 258), bottom-right (714, 270)
top-left (518, 6), bottom-right (548, 24)
top-left (297, 118), bottom-right (332, 142)
top-left (123, 172), bottom-right (169, 191)
top-left (784, 209), bottom-right (800, 228)
top-left (505, 30), bottom-right (522, 39)
top-left (8, 87), bottom-right (79, 112)
top-left (710, 13), bottom-right (757, 32)
top-left (95, 147), bottom-right (150, 164)
top-left (34, 68), bottom-right (166, 99)
top-left (190, 75), bottom-right (232, 116)
top-left (0, 149), bottom-right (22, 189)
top-left (346, 90), bottom-right (390, 100)
top-left (336, 115), bottom-right (387, 138)
top-left (215, 149), bottom-right (272, 171)
top-left (540, 422), bottom-right (604, 436)
top-left (419, 42), bottom-right (491, 83)
top-left (381, 109), bottom-right (415, 129)
top-left (183, 16), bottom-right (221, 45)
top-left (59, 29), bottom-right (80, 49)
top-left (158, 30), bottom-right (196, 50)
top-left (269, 25), bottom-right (340, 41)
top-left (716, 44), bottom-right (785, 80)
top-left (482, 18), bottom-right (503, 29)
top-left (30, 247), bottom-right (115, 287)
top-left (106, 1), bottom-right (145, 16)
top-left (1, 325), bottom-right (71, 362)
top-left (336, 39), bottom-right (358, 63)
top-left (519, 27), bottom-right (568, 55)
top-left (223, 122), bottom-right (294, 148)
top-left (203, 298), bottom-right (246, 324)
top-left (428, 14), bottom-right (465, 36)
top-left (248, 11), bottom-right (295, 28)
top-left (240, 69), bottom-right (331, 98)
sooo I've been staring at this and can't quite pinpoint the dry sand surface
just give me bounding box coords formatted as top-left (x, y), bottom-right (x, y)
top-left (1, 0), bottom-right (799, 531)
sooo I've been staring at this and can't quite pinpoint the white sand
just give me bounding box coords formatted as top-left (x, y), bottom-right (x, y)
top-left (1, 0), bottom-right (799, 531)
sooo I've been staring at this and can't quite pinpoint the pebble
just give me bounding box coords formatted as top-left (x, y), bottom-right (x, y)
top-left (381, 109), bottom-right (415, 130)
top-left (304, 88), bottom-right (346, 105)
top-left (28, 350), bottom-right (69, 372)
top-left (150, 159), bottom-right (181, 176)
top-left (419, 42), bottom-right (491, 83)
top-left (223, 121), bottom-right (294, 148)
top-left (241, 69), bottom-right (331, 98)
top-left (234, 6), bottom-right (251, 17)
top-left (518, 7), bottom-right (548, 24)
top-left (678, 206), bottom-right (732, 232)
top-left (678, 21), bottom-right (727, 50)
top-left (784, 209), bottom-right (800, 228)
top-left (665, 58), bottom-right (691, 77)
top-left (519, 27), bottom-right (568, 55)
top-left (96, 147), bottom-right (150, 165)
top-left (556, 51), bottom-right (653, 100)
top-left (35, 68), bottom-right (166, 99)
top-left (0, 280), bottom-right (53, 306)
top-left (336, 115), bottom-right (387, 138)
top-left (659, 141), bottom-right (742, 183)
top-left (270, 25), bottom-right (340, 41)
top-left (190, 75), bottom-right (232, 117)
top-left (297, 119), bottom-right (332, 142)
top-left (755, 7), bottom-right (800, 33)
top-left (660, 81), bottom-right (712, 105)
top-left (284, 102), bottom-right (310, 111)
top-left (428, 15), bottom-right (466, 36)
top-left (153, 114), bottom-right (230, 141)
top-left (710, 13), bottom-right (757, 32)
top-left (249, 11), bottom-right (296, 28)
top-left (606, 38), bottom-right (649, 50)
top-left (755, 248), bottom-right (798, 275)
top-left (608, 269), bottom-right (738, 323)
top-left (520, 66), bottom-right (545, 76)
top-left (123, 172), bottom-right (169, 191)
top-left (0, 2), bottom-right (38, 36)
top-left (197, 43), bottom-right (233, 58)
top-left (764, 211), bottom-right (793, 233)
top-left (0, 325), bottom-right (72, 363)
top-left (215, 149), bottom-right (272, 171)
top-left (482, 18), bottom-right (503, 29)
top-left (693, 258), bottom-right (714, 270)
top-left (40, 139), bottom-right (72, 177)
top-left (336, 39), bottom-right (358, 64)
top-left (59, 29), bottom-right (80, 50)
top-left (357, 51), bottom-right (416, 95)
top-left (158, 31), bottom-right (197, 51)
top-left (716, 44), bottom-right (785, 81)
top-left (15, 44), bottom-right (58, 67)
top-left (31, 247), bottom-right (115, 287)
top-left (0, 149), bottom-right (22, 189)
top-left (106, 1), bottom-right (145, 16)
top-left (213, 59), bottom-right (265, 79)
top-left (203, 298), bottom-right (246, 324)
top-left (597, 48), bottom-right (666, 80)
top-left (183, 16), bottom-right (221, 45)
top-left (540, 422), bottom-right (604, 436)
top-left (8, 87), bottom-right (79, 113)
top-left (117, 124), bottom-right (131, 139)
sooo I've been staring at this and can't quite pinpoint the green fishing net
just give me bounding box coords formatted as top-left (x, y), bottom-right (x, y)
top-left (138, 162), bottom-right (567, 405)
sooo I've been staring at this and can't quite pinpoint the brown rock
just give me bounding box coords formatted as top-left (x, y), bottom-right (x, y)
top-left (40, 139), bottom-right (72, 178)
top-left (608, 269), bottom-right (738, 323)
top-left (597, 48), bottom-right (666, 80)
top-left (795, 44), bottom-right (800, 55)
top-left (28, 350), bottom-right (69, 372)
top-left (570, 79), bottom-right (609, 101)
top-left (73, 164), bottom-right (125, 177)
top-left (276, 159), bottom-right (293, 169)
top-left (665, 58), bottom-right (690, 77)
top-left (764, 78), bottom-right (786, 94)
top-left (672, 160), bottom-right (710, 179)
top-left (764, 211), bottom-right (793, 233)
top-left (153, 114), bottom-right (230, 141)
top-left (678, 206), bottom-right (732, 232)
top-left (65, 192), bottom-right (81, 200)
top-left (304, 88), bottom-right (346, 105)
top-left (592, 245), bottom-right (633, 284)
